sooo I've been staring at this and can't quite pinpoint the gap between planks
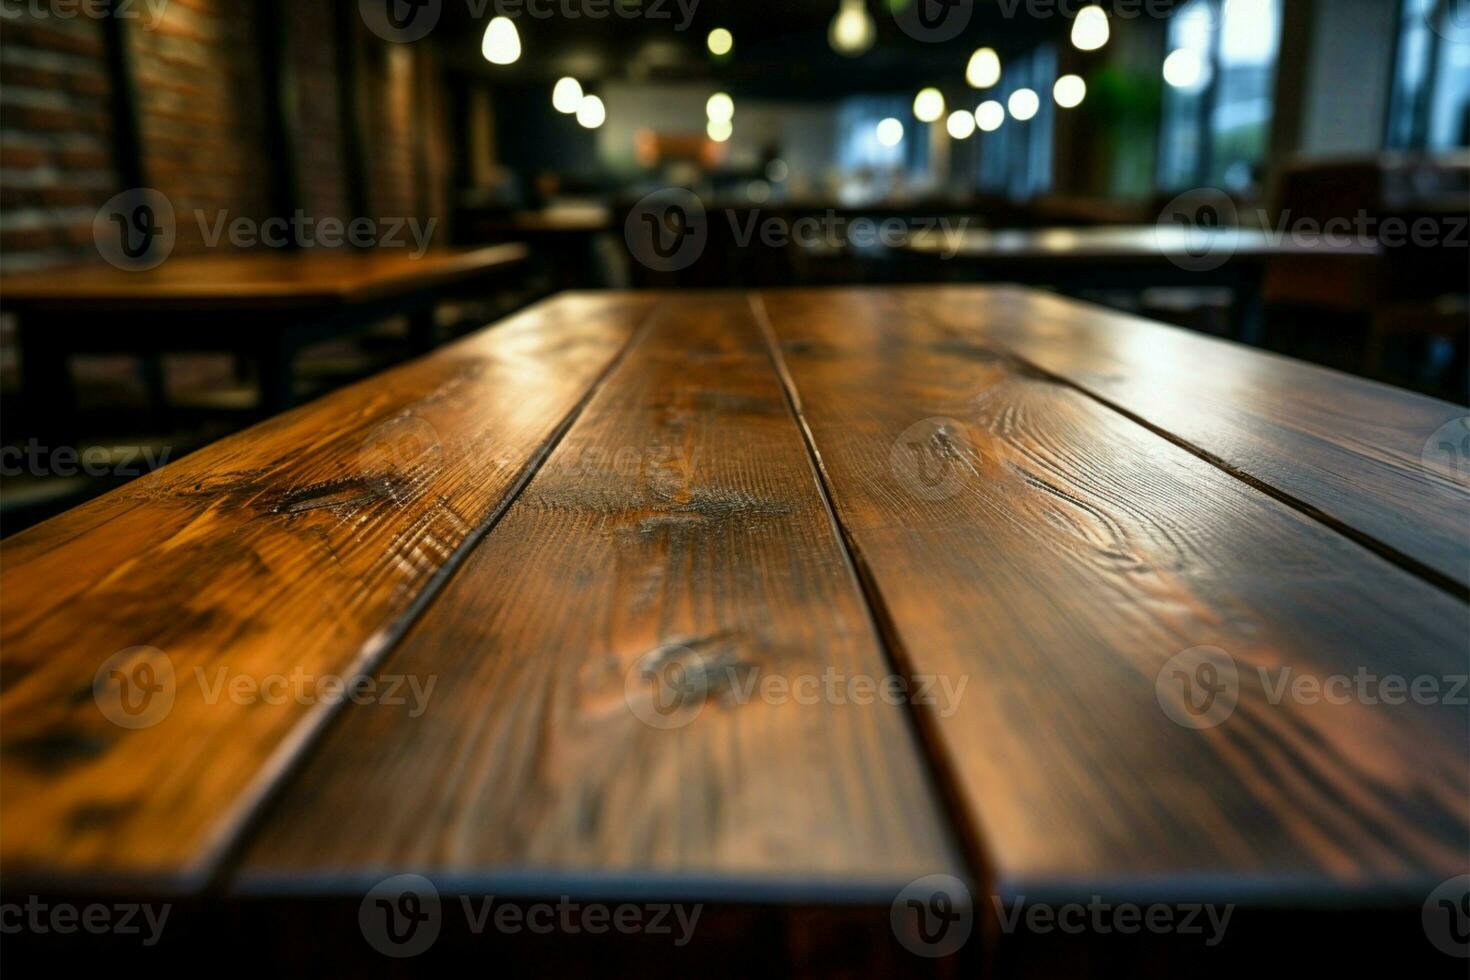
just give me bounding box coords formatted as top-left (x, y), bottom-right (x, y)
top-left (940, 311), bottom-right (1469, 606)
top-left (197, 305), bottom-right (663, 894)
top-left (748, 292), bottom-right (1004, 939)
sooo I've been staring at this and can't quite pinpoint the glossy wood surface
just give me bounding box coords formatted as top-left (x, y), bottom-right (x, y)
top-left (237, 292), bottom-right (962, 893)
top-left (0, 293), bottom-right (650, 887)
top-left (919, 286), bottom-right (1470, 593)
top-left (757, 288), bottom-right (1468, 899)
top-left (0, 245), bottom-right (529, 311)
top-left (2, 286), bottom-right (1463, 936)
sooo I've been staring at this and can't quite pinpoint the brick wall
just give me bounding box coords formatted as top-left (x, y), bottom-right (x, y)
top-left (360, 36), bottom-right (419, 222)
top-left (127, 0), bottom-right (273, 253)
top-left (286, 0), bottom-right (350, 224)
top-left (0, 8), bottom-right (119, 272)
top-left (1, 2), bottom-right (449, 270)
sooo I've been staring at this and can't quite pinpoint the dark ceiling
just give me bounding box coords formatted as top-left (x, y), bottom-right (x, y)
top-left (432, 0), bottom-right (1180, 99)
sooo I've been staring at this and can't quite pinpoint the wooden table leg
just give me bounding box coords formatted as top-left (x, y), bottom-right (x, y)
top-left (256, 333), bottom-right (298, 415)
top-left (17, 315), bottom-right (77, 444)
top-left (407, 305), bottom-right (438, 354)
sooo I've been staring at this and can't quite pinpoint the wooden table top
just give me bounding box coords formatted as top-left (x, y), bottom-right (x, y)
top-left (901, 224), bottom-right (1384, 263)
top-left (2, 287), bottom-right (1465, 968)
top-left (0, 244), bottom-right (529, 312)
top-left (461, 206), bottom-right (615, 236)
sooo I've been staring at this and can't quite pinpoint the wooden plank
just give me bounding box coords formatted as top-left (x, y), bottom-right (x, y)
top-left (914, 286), bottom-right (1470, 594)
top-left (0, 245), bottom-right (528, 311)
top-left (0, 292), bottom-right (653, 889)
top-left (756, 287), bottom-right (1469, 900)
top-left (235, 293), bottom-right (963, 895)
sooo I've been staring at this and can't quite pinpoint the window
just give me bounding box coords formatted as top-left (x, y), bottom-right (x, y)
top-left (1158, 0), bottom-right (1284, 193)
top-left (836, 95), bottom-right (926, 172)
top-left (975, 45), bottom-right (1056, 199)
top-left (1388, 0), bottom-right (1470, 150)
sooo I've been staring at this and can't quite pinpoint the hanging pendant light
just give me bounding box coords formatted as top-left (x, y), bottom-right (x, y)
top-left (482, 17), bottom-right (521, 65)
top-left (828, 0), bottom-right (875, 57)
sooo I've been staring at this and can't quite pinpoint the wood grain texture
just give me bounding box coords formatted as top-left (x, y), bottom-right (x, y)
top-left (0, 292), bottom-right (652, 889)
top-left (757, 287), bottom-right (1469, 900)
top-left (913, 286), bottom-right (1470, 593)
top-left (0, 245), bottom-right (528, 311)
top-left (236, 292), bottom-right (962, 893)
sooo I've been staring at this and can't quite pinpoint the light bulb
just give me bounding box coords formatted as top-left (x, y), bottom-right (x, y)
top-left (576, 94), bottom-right (605, 129)
top-left (946, 110), bottom-right (976, 140)
top-left (829, 0), bottom-right (876, 56)
top-left (706, 92), bottom-right (734, 123)
top-left (1008, 88), bottom-right (1039, 121)
top-left (965, 48), bottom-right (1001, 88)
top-left (707, 27), bottom-right (733, 56)
top-left (876, 117), bottom-right (904, 147)
top-left (707, 118), bottom-right (732, 143)
top-left (1071, 5), bottom-right (1109, 51)
top-left (482, 17), bottom-right (521, 65)
top-left (975, 100), bottom-right (1005, 132)
top-left (913, 87), bottom-right (945, 123)
top-left (1053, 74), bottom-right (1086, 109)
top-left (552, 77), bottom-right (583, 114)
top-left (1163, 50), bottom-right (1206, 90)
